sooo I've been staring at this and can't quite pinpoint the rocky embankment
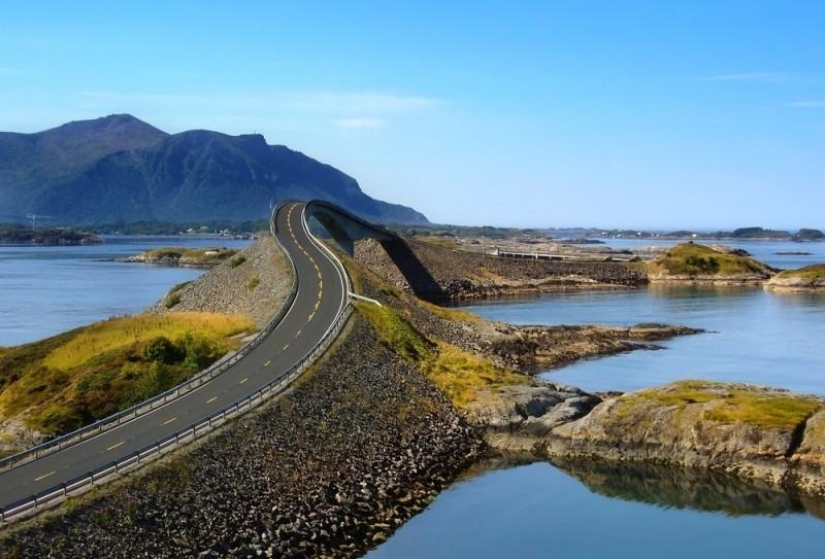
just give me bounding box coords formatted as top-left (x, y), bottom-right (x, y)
top-left (149, 237), bottom-right (291, 328)
top-left (354, 238), bottom-right (647, 300)
top-left (0, 317), bottom-right (482, 558)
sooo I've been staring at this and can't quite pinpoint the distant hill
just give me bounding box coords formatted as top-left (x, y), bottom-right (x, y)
top-left (0, 115), bottom-right (428, 225)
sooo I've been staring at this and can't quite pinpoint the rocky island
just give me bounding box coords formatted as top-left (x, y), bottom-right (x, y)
top-left (118, 246), bottom-right (240, 268)
top-left (0, 225), bottom-right (102, 246)
top-left (766, 264), bottom-right (825, 291)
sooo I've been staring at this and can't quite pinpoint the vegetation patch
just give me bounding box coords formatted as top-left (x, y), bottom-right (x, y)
top-left (619, 380), bottom-right (823, 430)
top-left (646, 243), bottom-right (770, 277)
top-left (423, 343), bottom-right (526, 409)
top-left (0, 313), bottom-right (255, 435)
top-left (246, 275), bottom-right (261, 291)
top-left (229, 254), bottom-right (247, 268)
top-left (355, 302), bottom-right (433, 361)
top-left (356, 302), bottom-right (522, 409)
top-left (774, 264), bottom-right (825, 280)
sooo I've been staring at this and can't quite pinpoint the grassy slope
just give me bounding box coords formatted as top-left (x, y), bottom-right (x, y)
top-left (774, 264), bottom-right (825, 279)
top-left (647, 243), bottom-right (770, 276)
top-left (355, 301), bottom-right (526, 410)
top-left (0, 313), bottom-right (255, 435)
top-left (618, 380), bottom-right (823, 430)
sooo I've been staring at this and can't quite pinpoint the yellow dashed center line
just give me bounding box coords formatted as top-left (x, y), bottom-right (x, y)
top-left (308, 311), bottom-right (315, 321)
top-left (264, 360), bottom-right (272, 367)
top-left (295, 328), bottom-right (302, 337)
top-left (34, 471), bottom-right (56, 482)
top-left (107, 441), bottom-right (125, 451)
top-left (207, 396), bottom-right (218, 404)
top-left (283, 343), bottom-right (290, 351)
top-left (239, 378), bottom-right (248, 385)
top-left (163, 417), bottom-right (177, 426)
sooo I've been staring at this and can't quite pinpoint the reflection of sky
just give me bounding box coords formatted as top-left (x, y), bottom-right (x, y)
top-left (461, 285), bottom-right (825, 395)
top-left (0, 237), bottom-right (251, 346)
top-left (367, 462), bottom-right (824, 559)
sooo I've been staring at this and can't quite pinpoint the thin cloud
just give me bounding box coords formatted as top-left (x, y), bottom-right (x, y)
top-left (335, 118), bottom-right (384, 130)
top-left (697, 72), bottom-right (788, 83)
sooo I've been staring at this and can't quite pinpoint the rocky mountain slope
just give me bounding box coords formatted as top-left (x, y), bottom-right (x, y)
top-left (0, 115), bottom-right (427, 225)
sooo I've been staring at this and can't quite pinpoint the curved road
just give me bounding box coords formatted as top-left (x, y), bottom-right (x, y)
top-left (0, 201), bottom-right (347, 513)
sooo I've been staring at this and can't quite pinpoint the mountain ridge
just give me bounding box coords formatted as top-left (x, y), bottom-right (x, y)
top-left (0, 114), bottom-right (427, 225)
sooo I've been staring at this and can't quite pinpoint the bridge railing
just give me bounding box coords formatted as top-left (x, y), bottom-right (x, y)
top-left (0, 305), bottom-right (352, 524)
top-left (0, 205), bottom-right (299, 474)
top-left (0, 202), bottom-right (355, 524)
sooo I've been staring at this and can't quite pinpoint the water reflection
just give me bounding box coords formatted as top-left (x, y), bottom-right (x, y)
top-left (548, 457), bottom-right (820, 520)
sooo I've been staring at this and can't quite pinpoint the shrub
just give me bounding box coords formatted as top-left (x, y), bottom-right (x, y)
top-left (247, 275), bottom-right (261, 291)
top-left (229, 255), bottom-right (247, 268)
top-left (142, 336), bottom-right (181, 364)
top-left (164, 292), bottom-right (181, 308)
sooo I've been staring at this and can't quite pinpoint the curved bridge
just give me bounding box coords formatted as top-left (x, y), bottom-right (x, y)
top-left (0, 200), bottom-right (392, 522)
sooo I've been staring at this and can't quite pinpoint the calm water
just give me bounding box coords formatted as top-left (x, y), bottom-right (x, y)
top-left (368, 461), bottom-right (825, 559)
top-left (0, 237), bottom-right (251, 347)
top-left (371, 240), bottom-right (825, 558)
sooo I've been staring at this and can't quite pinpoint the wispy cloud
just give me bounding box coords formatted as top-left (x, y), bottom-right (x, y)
top-left (697, 72), bottom-right (788, 83)
top-left (788, 101), bottom-right (825, 108)
top-left (334, 118), bottom-right (384, 130)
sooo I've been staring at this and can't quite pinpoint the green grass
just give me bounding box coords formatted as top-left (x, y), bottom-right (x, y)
top-left (619, 380), bottom-right (823, 430)
top-left (229, 254), bottom-right (247, 268)
top-left (246, 275), bottom-right (261, 291)
top-left (0, 313), bottom-right (256, 435)
top-left (647, 243), bottom-right (769, 276)
top-left (423, 343), bottom-right (527, 409)
top-left (355, 302), bottom-right (433, 361)
top-left (356, 302), bottom-right (524, 409)
top-left (774, 264), bottom-right (825, 279)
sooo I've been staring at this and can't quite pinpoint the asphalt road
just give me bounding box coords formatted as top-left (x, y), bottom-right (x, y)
top-left (0, 201), bottom-right (347, 512)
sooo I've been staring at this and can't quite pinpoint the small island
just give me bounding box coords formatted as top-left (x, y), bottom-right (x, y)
top-left (0, 225), bottom-right (102, 246)
top-left (766, 264), bottom-right (825, 291)
top-left (119, 246), bottom-right (239, 267)
top-left (645, 242), bottom-right (775, 283)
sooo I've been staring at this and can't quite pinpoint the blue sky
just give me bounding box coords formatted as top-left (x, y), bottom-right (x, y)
top-left (1, 1), bottom-right (823, 229)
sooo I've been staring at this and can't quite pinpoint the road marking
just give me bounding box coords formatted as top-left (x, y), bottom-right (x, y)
top-left (314, 300), bottom-right (320, 311)
top-left (34, 471), bottom-right (56, 482)
top-left (207, 396), bottom-right (217, 404)
top-left (107, 441), bottom-right (125, 451)
top-left (308, 311), bottom-right (315, 321)
top-left (283, 343), bottom-right (290, 351)
top-left (264, 360), bottom-right (272, 367)
top-left (240, 378), bottom-right (248, 385)
top-left (295, 328), bottom-right (302, 337)
top-left (163, 417), bottom-right (177, 426)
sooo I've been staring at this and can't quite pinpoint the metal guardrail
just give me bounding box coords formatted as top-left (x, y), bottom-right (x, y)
top-left (0, 202), bottom-right (354, 524)
top-left (0, 205), bottom-right (300, 475)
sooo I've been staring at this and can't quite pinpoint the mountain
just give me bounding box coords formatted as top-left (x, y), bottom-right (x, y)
top-left (0, 115), bottom-right (428, 225)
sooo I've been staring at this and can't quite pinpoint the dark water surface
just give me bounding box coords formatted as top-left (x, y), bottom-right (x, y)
top-left (0, 236), bottom-right (250, 347)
